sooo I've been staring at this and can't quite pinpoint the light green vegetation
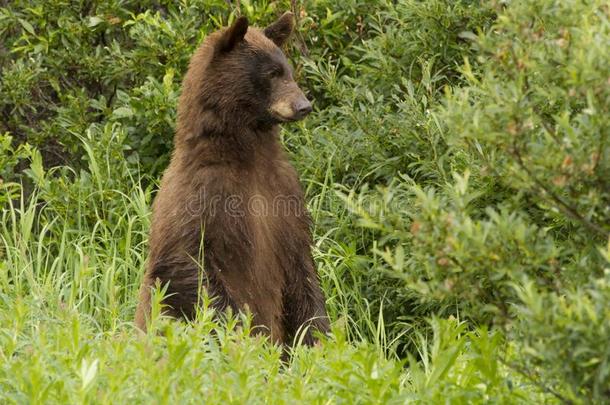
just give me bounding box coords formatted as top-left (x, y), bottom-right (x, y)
top-left (1, 0), bottom-right (608, 403)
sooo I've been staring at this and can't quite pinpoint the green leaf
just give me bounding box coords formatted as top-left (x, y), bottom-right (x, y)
top-left (87, 16), bottom-right (105, 28)
top-left (112, 106), bottom-right (134, 119)
top-left (19, 18), bottom-right (35, 35)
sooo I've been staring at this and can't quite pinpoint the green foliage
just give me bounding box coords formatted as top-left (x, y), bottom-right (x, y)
top-left (0, 132), bottom-right (32, 204)
top-left (344, 173), bottom-right (561, 321)
top-left (295, 0), bottom-right (495, 186)
top-left (1, 0), bottom-right (608, 402)
top-left (515, 268), bottom-right (610, 402)
top-left (443, 0), bottom-right (610, 240)
top-left (1, 0), bottom-right (235, 175)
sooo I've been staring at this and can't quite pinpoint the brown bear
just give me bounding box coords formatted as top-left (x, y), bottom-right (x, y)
top-left (134, 12), bottom-right (330, 346)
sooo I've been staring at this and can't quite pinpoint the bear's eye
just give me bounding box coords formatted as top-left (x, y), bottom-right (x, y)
top-left (268, 65), bottom-right (284, 78)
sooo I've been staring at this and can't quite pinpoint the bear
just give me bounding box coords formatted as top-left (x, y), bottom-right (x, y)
top-left (134, 12), bottom-right (330, 347)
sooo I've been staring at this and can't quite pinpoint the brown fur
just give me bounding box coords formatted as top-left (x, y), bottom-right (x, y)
top-left (135, 13), bottom-right (330, 346)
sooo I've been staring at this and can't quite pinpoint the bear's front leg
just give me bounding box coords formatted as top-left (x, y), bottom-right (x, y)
top-left (283, 254), bottom-right (330, 346)
top-left (134, 258), bottom-right (203, 331)
top-left (134, 252), bottom-right (240, 331)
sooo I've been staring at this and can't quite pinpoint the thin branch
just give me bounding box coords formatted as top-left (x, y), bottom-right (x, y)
top-left (531, 105), bottom-right (562, 147)
top-left (499, 358), bottom-right (574, 404)
top-left (511, 143), bottom-right (607, 237)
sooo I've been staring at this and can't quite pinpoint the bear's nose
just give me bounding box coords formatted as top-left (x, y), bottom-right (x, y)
top-left (293, 98), bottom-right (313, 118)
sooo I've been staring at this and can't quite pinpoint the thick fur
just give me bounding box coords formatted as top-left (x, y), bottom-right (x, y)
top-left (135, 14), bottom-right (330, 346)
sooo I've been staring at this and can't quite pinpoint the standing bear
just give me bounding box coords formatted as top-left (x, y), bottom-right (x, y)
top-left (135, 12), bottom-right (330, 346)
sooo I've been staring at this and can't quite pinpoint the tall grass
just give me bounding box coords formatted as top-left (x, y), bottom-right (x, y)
top-left (0, 147), bottom-right (544, 402)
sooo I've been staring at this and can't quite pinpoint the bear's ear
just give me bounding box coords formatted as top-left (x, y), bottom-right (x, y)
top-left (217, 16), bottom-right (249, 53)
top-left (264, 11), bottom-right (294, 47)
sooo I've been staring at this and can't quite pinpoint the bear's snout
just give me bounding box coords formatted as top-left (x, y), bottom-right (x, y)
top-left (270, 87), bottom-right (313, 122)
top-left (293, 97), bottom-right (312, 119)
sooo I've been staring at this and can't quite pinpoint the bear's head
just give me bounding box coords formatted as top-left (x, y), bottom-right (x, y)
top-left (179, 12), bottom-right (312, 139)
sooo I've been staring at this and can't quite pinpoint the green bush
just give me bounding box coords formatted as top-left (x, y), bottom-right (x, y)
top-left (515, 268), bottom-right (610, 402)
top-left (0, 132), bottom-right (32, 204)
top-left (443, 0), bottom-right (610, 241)
top-left (339, 1), bottom-right (609, 402)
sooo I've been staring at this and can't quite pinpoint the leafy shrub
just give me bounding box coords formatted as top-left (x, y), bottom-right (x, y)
top-left (345, 174), bottom-right (560, 321)
top-left (515, 268), bottom-right (610, 402)
top-left (1, 0), bottom-right (236, 175)
top-left (340, 0), bottom-right (609, 401)
top-left (443, 0), bottom-right (610, 241)
top-left (0, 133), bottom-right (32, 204)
